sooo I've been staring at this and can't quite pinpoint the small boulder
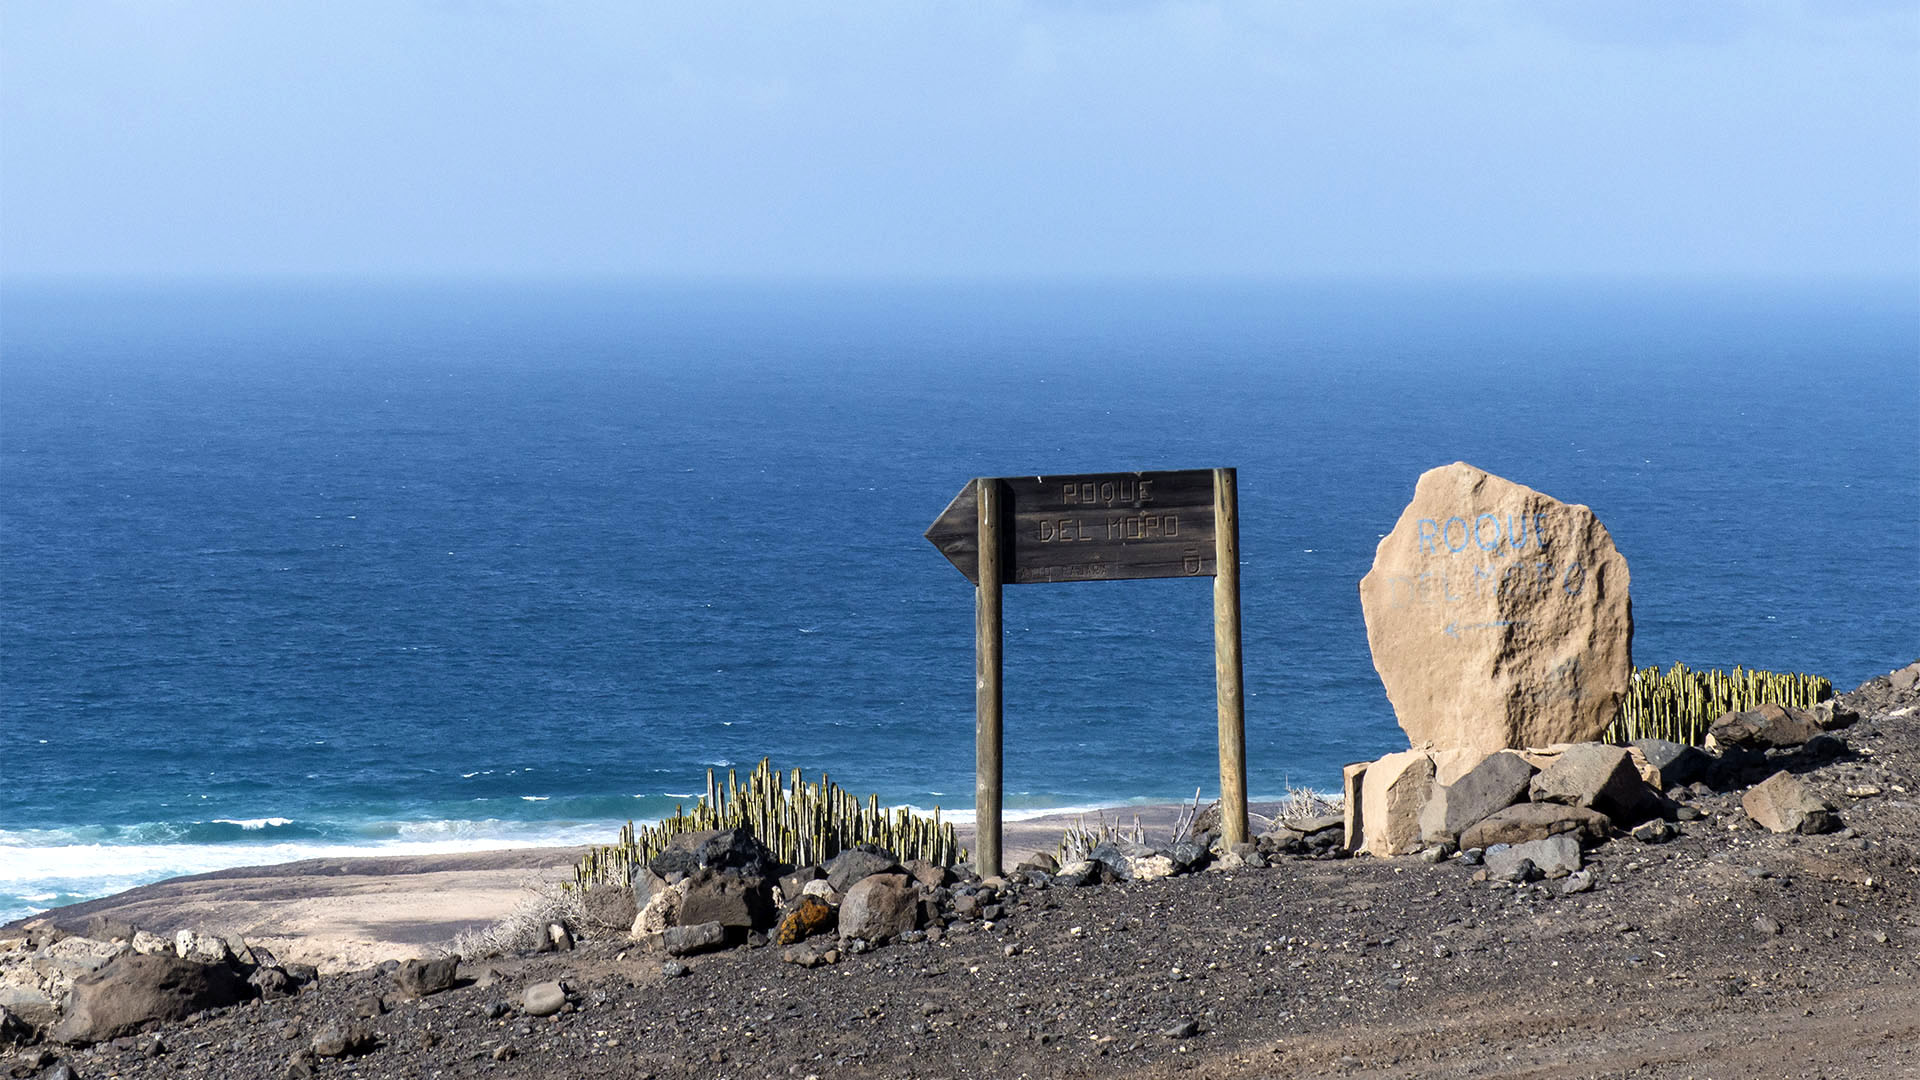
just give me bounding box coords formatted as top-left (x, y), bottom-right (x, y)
top-left (1126, 853), bottom-right (1177, 881)
top-left (169, 931), bottom-right (231, 967)
top-left (772, 897), bottom-right (834, 946)
top-left (52, 955), bottom-right (250, 1046)
top-left (1051, 860), bottom-right (1101, 887)
top-left (781, 937), bottom-right (839, 968)
top-left (901, 860), bottom-right (953, 890)
top-left (394, 956), bottom-right (459, 999)
top-left (1630, 739), bottom-right (1709, 790)
top-left (837, 873), bottom-right (919, 943)
top-left (629, 878), bottom-right (688, 941)
top-left (825, 850), bottom-right (898, 894)
top-left (128, 931), bottom-right (172, 957)
top-left (677, 869), bottom-right (774, 933)
top-left (310, 1021), bottom-right (374, 1058)
top-left (581, 885), bottom-right (638, 931)
top-left (1013, 852), bottom-right (1059, 875)
top-left (662, 922), bottom-right (728, 957)
top-left (1708, 704), bottom-right (1820, 751)
top-left (521, 982), bottom-right (567, 1017)
top-left (1357, 749), bottom-right (1436, 856)
top-left (1419, 750), bottom-right (1535, 846)
top-left (1528, 743), bottom-right (1662, 824)
top-left (1742, 771), bottom-right (1841, 834)
top-left (247, 966), bottom-right (298, 1000)
top-left (1485, 834), bottom-right (1581, 879)
top-left (1460, 802), bottom-right (1611, 850)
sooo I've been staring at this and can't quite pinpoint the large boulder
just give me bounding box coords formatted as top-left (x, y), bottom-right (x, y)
top-left (1460, 802), bottom-right (1611, 850)
top-left (1419, 751), bottom-right (1535, 846)
top-left (52, 955), bottom-right (251, 1046)
top-left (837, 874), bottom-right (919, 943)
top-left (1356, 750), bottom-right (1436, 856)
top-left (1358, 463), bottom-right (1632, 754)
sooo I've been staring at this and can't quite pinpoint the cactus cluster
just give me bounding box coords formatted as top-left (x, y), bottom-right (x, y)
top-left (573, 757), bottom-right (966, 890)
top-left (1607, 662), bottom-right (1832, 746)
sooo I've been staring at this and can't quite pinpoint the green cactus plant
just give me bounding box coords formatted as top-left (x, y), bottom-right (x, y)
top-left (1606, 662), bottom-right (1831, 746)
top-left (572, 757), bottom-right (967, 890)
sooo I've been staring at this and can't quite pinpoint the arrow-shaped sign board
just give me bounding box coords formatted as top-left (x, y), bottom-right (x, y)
top-left (925, 469), bottom-right (1218, 585)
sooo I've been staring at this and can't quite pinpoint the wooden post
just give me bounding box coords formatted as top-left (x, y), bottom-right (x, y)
top-left (1212, 467), bottom-right (1248, 849)
top-left (974, 477), bottom-right (1005, 878)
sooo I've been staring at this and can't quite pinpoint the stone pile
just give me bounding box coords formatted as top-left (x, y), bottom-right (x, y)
top-left (1342, 700), bottom-right (1856, 883)
top-left (0, 914), bottom-right (366, 1066)
top-left (614, 822), bottom-right (1244, 971)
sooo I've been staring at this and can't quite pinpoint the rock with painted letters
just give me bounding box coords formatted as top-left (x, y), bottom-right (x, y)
top-left (1358, 463), bottom-right (1632, 754)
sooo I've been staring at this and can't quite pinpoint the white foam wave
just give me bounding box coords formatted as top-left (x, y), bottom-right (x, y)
top-left (0, 818), bottom-right (626, 925)
top-left (211, 817), bottom-right (295, 830)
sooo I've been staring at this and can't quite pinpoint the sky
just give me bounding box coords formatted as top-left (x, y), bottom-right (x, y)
top-left (1, 0), bottom-right (1915, 279)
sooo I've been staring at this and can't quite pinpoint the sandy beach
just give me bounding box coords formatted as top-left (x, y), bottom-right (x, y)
top-left (7, 802), bottom-right (1276, 972)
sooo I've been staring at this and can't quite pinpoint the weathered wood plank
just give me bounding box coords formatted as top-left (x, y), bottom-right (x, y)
top-left (927, 469), bottom-right (1217, 585)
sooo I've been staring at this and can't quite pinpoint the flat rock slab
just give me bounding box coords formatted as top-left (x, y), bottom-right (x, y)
top-left (1460, 802), bottom-right (1611, 850)
top-left (1359, 463), bottom-right (1632, 753)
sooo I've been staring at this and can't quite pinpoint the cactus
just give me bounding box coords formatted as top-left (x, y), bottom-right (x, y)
top-left (571, 757), bottom-right (967, 890)
top-left (1606, 663), bottom-right (1831, 746)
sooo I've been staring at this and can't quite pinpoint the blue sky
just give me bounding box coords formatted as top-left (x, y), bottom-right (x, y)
top-left (2, 1), bottom-right (1914, 278)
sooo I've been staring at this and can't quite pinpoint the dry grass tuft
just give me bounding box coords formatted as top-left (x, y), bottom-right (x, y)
top-left (448, 877), bottom-right (586, 960)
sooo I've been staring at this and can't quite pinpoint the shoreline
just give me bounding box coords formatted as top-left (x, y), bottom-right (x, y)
top-left (3, 801), bottom-right (1283, 972)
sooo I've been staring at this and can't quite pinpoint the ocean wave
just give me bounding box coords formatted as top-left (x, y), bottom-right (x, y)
top-left (210, 817), bottom-right (295, 830)
top-left (0, 816), bottom-right (632, 925)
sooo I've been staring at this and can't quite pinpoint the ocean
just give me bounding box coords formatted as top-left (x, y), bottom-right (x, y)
top-left (2, 278), bottom-right (1915, 923)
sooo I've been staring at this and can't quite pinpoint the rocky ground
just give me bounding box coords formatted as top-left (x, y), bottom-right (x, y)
top-left (6, 662), bottom-right (1919, 1080)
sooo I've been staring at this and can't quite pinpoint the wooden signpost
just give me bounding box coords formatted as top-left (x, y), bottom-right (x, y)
top-left (926, 468), bottom-right (1246, 877)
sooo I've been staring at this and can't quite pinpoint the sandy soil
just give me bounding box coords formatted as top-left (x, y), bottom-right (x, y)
top-left (9, 805), bottom-right (1243, 973)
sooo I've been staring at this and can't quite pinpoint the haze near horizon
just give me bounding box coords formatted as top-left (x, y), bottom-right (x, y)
top-left (1, 1), bottom-right (1915, 281)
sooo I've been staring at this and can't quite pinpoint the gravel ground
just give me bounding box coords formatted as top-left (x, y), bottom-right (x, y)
top-left (14, 664), bottom-right (1920, 1080)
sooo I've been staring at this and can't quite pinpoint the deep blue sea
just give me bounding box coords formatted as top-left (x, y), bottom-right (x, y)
top-left (2, 278), bottom-right (1915, 922)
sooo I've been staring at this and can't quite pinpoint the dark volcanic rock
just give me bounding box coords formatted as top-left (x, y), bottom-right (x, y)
top-left (1709, 704), bottom-right (1821, 751)
top-left (1631, 739), bottom-right (1709, 790)
top-left (51, 954), bottom-right (251, 1046)
top-left (677, 869), bottom-right (774, 932)
top-left (825, 850), bottom-right (899, 894)
top-left (1421, 751), bottom-right (1536, 845)
top-left (1529, 743), bottom-right (1663, 824)
top-left (394, 956), bottom-right (459, 998)
top-left (662, 922), bottom-right (728, 957)
top-left (1460, 802), bottom-right (1611, 850)
top-left (247, 965), bottom-right (298, 1000)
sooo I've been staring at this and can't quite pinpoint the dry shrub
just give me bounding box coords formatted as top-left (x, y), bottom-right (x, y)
top-left (448, 877), bottom-right (586, 960)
